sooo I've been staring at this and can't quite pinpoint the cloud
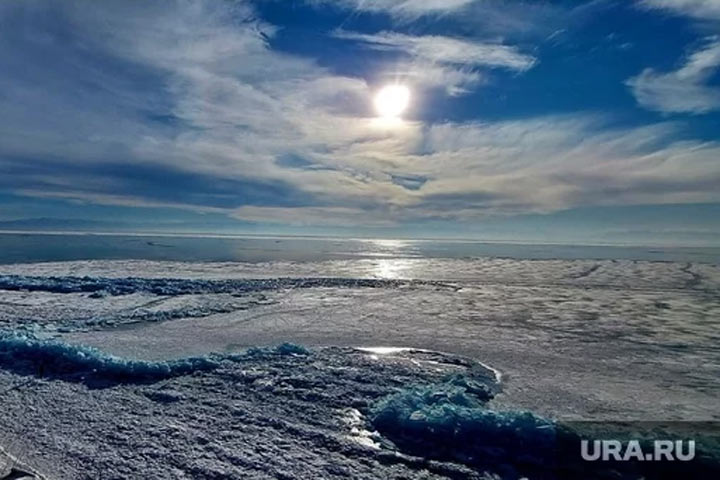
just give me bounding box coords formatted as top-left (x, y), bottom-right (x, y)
top-left (0, 0), bottom-right (390, 202)
top-left (305, 0), bottom-right (567, 38)
top-left (397, 117), bottom-right (720, 216)
top-left (640, 0), bottom-right (720, 21)
top-left (626, 38), bottom-right (720, 114)
top-left (231, 206), bottom-right (397, 227)
top-left (334, 30), bottom-right (535, 94)
top-left (233, 115), bottom-right (720, 224)
top-left (334, 31), bottom-right (536, 71)
top-left (1, 0), bottom-right (719, 230)
top-left (304, 0), bottom-right (478, 19)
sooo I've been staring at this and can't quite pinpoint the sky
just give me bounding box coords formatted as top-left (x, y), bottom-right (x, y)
top-left (0, 0), bottom-right (719, 245)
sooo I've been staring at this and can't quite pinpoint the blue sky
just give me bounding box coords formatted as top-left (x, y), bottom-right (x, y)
top-left (0, 0), bottom-right (719, 245)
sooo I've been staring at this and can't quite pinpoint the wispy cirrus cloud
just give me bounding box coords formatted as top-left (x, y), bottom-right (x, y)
top-left (640, 0), bottom-right (720, 21)
top-left (1, 0), bottom-right (719, 232)
top-left (626, 38), bottom-right (720, 114)
top-left (229, 116), bottom-right (720, 225)
top-left (334, 30), bottom-right (536, 94)
top-left (309, 0), bottom-right (575, 39)
top-left (334, 30), bottom-right (536, 71)
top-left (304, 0), bottom-right (567, 37)
top-left (304, 0), bottom-right (478, 19)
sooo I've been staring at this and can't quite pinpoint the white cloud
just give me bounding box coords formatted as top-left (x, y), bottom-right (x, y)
top-left (304, 0), bottom-right (570, 38)
top-left (335, 30), bottom-right (536, 71)
top-left (1, 0), bottom-right (720, 228)
top-left (305, 0), bottom-right (477, 19)
top-left (231, 206), bottom-right (397, 226)
top-left (389, 61), bottom-right (485, 96)
top-left (392, 117), bottom-right (720, 216)
top-left (640, 0), bottom-right (720, 20)
top-left (334, 30), bottom-right (535, 94)
top-left (626, 39), bottom-right (720, 114)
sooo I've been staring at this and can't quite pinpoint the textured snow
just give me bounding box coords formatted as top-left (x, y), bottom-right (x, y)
top-left (2, 336), bottom-right (716, 479)
top-left (1, 258), bottom-right (718, 421)
top-left (1, 340), bottom-right (512, 479)
top-left (1, 257), bottom-right (719, 477)
top-left (0, 275), bottom-right (436, 332)
top-left (2, 257), bottom-right (719, 289)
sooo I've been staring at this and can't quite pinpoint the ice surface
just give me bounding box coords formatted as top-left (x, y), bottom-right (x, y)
top-left (370, 376), bottom-right (556, 477)
top-left (0, 331), bottom-right (219, 383)
top-left (0, 342), bottom-right (508, 479)
top-left (0, 257), bottom-right (716, 290)
top-left (0, 274), bottom-right (438, 332)
top-left (2, 337), bottom-right (716, 479)
top-left (0, 274), bottom-right (432, 296)
top-left (1, 258), bottom-right (718, 421)
top-left (1, 257), bottom-right (720, 477)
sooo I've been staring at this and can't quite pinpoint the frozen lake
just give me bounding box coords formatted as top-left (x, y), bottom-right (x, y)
top-left (1, 256), bottom-right (718, 421)
top-left (1, 236), bottom-right (719, 478)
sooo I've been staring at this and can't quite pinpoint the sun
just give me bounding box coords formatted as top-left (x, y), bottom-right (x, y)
top-left (374, 84), bottom-right (411, 119)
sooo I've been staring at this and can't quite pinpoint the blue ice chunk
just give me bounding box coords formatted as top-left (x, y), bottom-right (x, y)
top-left (370, 377), bottom-right (556, 474)
top-left (0, 274), bottom-right (432, 297)
top-left (0, 331), bottom-right (219, 383)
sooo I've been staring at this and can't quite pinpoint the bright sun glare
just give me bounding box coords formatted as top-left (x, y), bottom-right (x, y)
top-left (374, 84), bottom-right (410, 119)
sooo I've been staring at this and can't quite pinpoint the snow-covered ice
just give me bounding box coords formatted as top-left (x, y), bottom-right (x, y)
top-left (2, 258), bottom-right (717, 419)
top-left (0, 333), bottom-right (513, 479)
top-left (1, 257), bottom-right (719, 478)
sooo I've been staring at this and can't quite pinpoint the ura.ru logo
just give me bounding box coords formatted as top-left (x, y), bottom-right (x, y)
top-left (580, 439), bottom-right (696, 462)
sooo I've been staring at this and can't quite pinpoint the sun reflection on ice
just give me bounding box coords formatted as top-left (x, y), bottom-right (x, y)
top-left (372, 258), bottom-right (418, 279)
top-left (369, 239), bottom-right (410, 250)
top-left (355, 239), bottom-right (424, 278)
